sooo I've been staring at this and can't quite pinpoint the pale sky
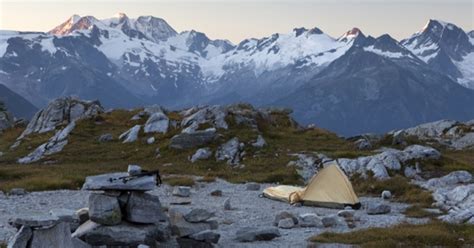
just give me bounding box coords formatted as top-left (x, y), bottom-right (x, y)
top-left (0, 0), bottom-right (472, 44)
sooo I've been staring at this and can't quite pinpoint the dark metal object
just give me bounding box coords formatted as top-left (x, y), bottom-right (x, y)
top-left (108, 169), bottom-right (162, 186)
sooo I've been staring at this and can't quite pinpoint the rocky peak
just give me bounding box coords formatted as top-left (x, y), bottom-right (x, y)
top-left (49, 15), bottom-right (99, 35)
top-left (338, 27), bottom-right (363, 42)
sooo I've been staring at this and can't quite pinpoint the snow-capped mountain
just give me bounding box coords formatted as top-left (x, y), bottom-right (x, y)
top-left (1, 14), bottom-right (473, 135)
top-left (401, 19), bottom-right (474, 88)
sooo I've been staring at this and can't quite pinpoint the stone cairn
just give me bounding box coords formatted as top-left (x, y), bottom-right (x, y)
top-left (7, 165), bottom-right (171, 248)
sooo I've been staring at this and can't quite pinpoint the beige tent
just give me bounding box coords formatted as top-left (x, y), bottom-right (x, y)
top-left (262, 163), bottom-right (360, 209)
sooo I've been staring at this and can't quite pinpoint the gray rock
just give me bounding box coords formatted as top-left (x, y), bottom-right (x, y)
top-left (366, 203), bottom-right (391, 215)
top-left (9, 213), bottom-right (59, 228)
top-left (146, 137), bottom-right (155, 144)
top-left (278, 218), bottom-right (295, 229)
top-left (235, 227), bottom-right (281, 242)
top-left (273, 211), bottom-right (298, 226)
top-left (126, 192), bottom-right (167, 224)
top-left (0, 110), bottom-right (14, 132)
top-left (76, 221), bottom-right (170, 246)
top-left (190, 148), bottom-right (213, 163)
top-left (88, 193), bottom-right (122, 226)
top-left (172, 186), bottom-right (191, 197)
top-left (216, 137), bottom-right (242, 165)
top-left (381, 190), bottom-right (392, 199)
top-left (18, 121), bottom-right (76, 164)
top-left (82, 172), bottom-right (156, 191)
top-left (184, 209), bottom-right (214, 223)
top-left (75, 208), bottom-right (89, 225)
top-left (169, 207), bottom-right (217, 237)
top-left (299, 214), bottom-right (323, 227)
top-left (98, 133), bottom-right (113, 143)
top-left (29, 222), bottom-right (74, 248)
top-left (127, 164), bottom-right (142, 176)
top-left (337, 209), bottom-right (355, 218)
top-left (9, 188), bottom-right (27, 196)
top-left (18, 97), bottom-right (103, 139)
top-left (452, 133), bottom-right (474, 150)
top-left (252, 135), bottom-right (267, 148)
top-left (354, 138), bottom-right (371, 150)
top-left (290, 153), bottom-right (320, 184)
top-left (119, 125), bottom-right (141, 143)
top-left (189, 230), bottom-right (221, 244)
top-left (423, 171), bottom-right (472, 189)
top-left (181, 106), bottom-right (228, 133)
top-left (224, 198), bottom-right (232, 210)
top-left (7, 225), bottom-right (32, 248)
top-left (246, 182), bottom-right (260, 191)
top-left (170, 129), bottom-right (217, 149)
top-left (321, 215), bottom-right (338, 227)
top-left (144, 112), bottom-right (169, 134)
top-left (404, 166), bottom-right (418, 178)
top-left (401, 145), bottom-right (441, 161)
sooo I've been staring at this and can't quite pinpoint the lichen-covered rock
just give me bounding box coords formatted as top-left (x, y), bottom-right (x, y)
top-left (144, 112), bottom-right (169, 134)
top-left (170, 129), bottom-right (217, 149)
top-left (18, 121), bottom-right (76, 164)
top-left (181, 106), bottom-right (228, 133)
top-left (215, 137), bottom-right (243, 165)
top-left (119, 125), bottom-right (141, 143)
top-left (18, 97), bottom-right (103, 139)
top-left (190, 148), bottom-right (213, 163)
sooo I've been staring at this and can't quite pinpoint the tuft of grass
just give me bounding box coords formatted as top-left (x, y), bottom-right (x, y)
top-left (197, 175), bottom-right (217, 183)
top-left (352, 175), bottom-right (433, 207)
top-left (163, 176), bottom-right (195, 186)
top-left (403, 205), bottom-right (442, 219)
top-left (309, 221), bottom-right (474, 247)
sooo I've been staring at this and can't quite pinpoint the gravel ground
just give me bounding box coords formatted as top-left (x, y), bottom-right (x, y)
top-left (0, 179), bottom-right (429, 246)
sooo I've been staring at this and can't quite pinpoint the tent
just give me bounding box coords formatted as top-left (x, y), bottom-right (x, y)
top-left (262, 163), bottom-right (361, 209)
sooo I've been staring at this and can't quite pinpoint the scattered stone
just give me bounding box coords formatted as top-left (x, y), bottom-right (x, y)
top-left (299, 214), bottom-right (323, 228)
top-left (273, 211), bottom-right (298, 226)
top-left (278, 218), bottom-right (295, 229)
top-left (88, 193), bottom-right (122, 226)
top-left (7, 225), bottom-right (32, 248)
top-left (170, 198), bottom-right (192, 205)
top-left (146, 137), bottom-right (155, 144)
top-left (173, 186), bottom-right (191, 197)
top-left (381, 190), bottom-right (392, 199)
top-left (224, 198), bottom-right (232, 210)
top-left (246, 182), bottom-right (260, 191)
top-left (367, 203), bottom-right (391, 215)
top-left (126, 192), bottom-right (167, 224)
top-left (184, 209), bottom-right (214, 223)
top-left (119, 125), bottom-right (141, 143)
top-left (210, 190), bottom-right (222, 197)
top-left (9, 188), bottom-right (27, 196)
top-left (337, 209), bottom-right (355, 218)
top-left (98, 133), bottom-right (113, 143)
top-left (252, 135), bottom-right (267, 148)
top-left (168, 207), bottom-right (217, 237)
top-left (321, 215), bottom-right (338, 227)
top-left (144, 112), bottom-right (169, 134)
top-left (190, 148), bottom-right (213, 163)
top-left (82, 172), bottom-right (156, 191)
top-left (181, 105), bottom-right (228, 133)
top-left (170, 129), bottom-right (217, 149)
top-left (235, 227), bottom-right (281, 242)
top-left (29, 222), bottom-right (74, 247)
